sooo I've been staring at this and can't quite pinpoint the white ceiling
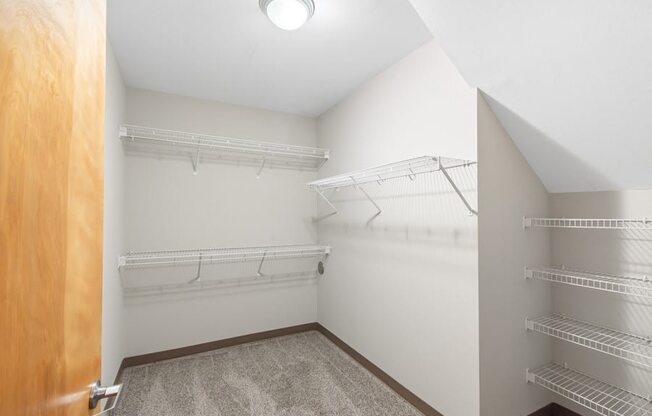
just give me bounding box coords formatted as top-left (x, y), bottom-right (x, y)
top-left (108, 0), bottom-right (432, 117)
top-left (409, 0), bottom-right (652, 193)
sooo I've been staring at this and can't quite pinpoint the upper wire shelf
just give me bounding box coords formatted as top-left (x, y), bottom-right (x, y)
top-left (526, 266), bottom-right (652, 299)
top-left (120, 125), bottom-right (330, 174)
top-left (523, 217), bottom-right (652, 230)
top-left (527, 314), bottom-right (652, 368)
top-left (527, 363), bottom-right (652, 416)
top-left (306, 156), bottom-right (477, 218)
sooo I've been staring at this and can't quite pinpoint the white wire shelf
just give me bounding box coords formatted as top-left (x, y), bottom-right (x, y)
top-left (523, 217), bottom-right (652, 229)
top-left (527, 363), bottom-right (652, 416)
top-left (120, 125), bottom-right (330, 174)
top-left (307, 156), bottom-right (473, 190)
top-left (119, 244), bottom-right (330, 296)
top-left (527, 314), bottom-right (652, 368)
top-left (526, 266), bottom-right (652, 299)
top-left (119, 244), bottom-right (330, 268)
top-left (306, 156), bottom-right (477, 217)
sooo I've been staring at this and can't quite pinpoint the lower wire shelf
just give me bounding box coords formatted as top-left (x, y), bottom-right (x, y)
top-left (527, 363), bottom-right (652, 416)
top-left (119, 244), bottom-right (330, 268)
top-left (118, 244), bottom-right (330, 296)
top-left (527, 314), bottom-right (652, 369)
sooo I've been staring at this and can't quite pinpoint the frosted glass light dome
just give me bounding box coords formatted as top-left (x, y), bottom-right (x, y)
top-left (260, 0), bottom-right (315, 31)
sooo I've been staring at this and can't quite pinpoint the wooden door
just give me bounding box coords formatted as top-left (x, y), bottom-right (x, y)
top-left (0, 0), bottom-right (106, 415)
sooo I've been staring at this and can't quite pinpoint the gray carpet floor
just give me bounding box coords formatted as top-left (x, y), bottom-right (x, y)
top-left (115, 331), bottom-right (424, 416)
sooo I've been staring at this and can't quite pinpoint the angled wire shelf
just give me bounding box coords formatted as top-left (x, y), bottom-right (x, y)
top-left (120, 125), bottom-right (330, 174)
top-left (119, 244), bottom-right (330, 296)
top-left (523, 217), bottom-right (652, 230)
top-left (527, 363), bottom-right (652, 416)
top-left (306, 156), bottom-right (477, 217)
top-left (527, 314), bottom-right (652, 368)
top-left (526, 266), bottom-right (652, 299)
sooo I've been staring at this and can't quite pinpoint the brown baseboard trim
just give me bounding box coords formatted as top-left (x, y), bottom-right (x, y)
top-left (121, 322), bottom-right (319, 368)
top-left (528, 403), bottom-right (581, 416)
top-left (115, 322), bottom-right (441, 416)
top-left (315, 324), bottom-right (444, 416)
top-left (529, 403), bottom-right (555, 416)
top-left (550, 403), bottom-right (582, 416)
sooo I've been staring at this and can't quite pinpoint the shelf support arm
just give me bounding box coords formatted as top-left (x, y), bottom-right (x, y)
top-left (257, 251), bottom-right (267, 277)
top-left (313, 187), bottom-right (338, 219)
top-left (188, 253), bottom-right (202, 283)
top-left (191, 140), bottom-right (201, 175)
top-left (256, 159), bottom-right (266, 179)
top-left (351, 177), bottom-right (382, 216)
top-left (439, 163), bottom-right (478, 216)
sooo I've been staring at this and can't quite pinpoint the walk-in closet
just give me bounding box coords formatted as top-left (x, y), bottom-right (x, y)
top-left (2, 1), bottom-right (651, 416)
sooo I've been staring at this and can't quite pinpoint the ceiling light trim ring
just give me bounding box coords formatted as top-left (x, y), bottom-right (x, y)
top-left (259, 0), bottom-right (315, 20)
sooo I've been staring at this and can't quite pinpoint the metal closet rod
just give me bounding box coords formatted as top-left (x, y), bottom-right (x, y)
top-left (119, 124), bottom-right (330, 174)
top-left (307, 156), bottom-right (478, 217)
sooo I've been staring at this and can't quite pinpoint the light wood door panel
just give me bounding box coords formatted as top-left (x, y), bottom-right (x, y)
top-left (0, 0), bottom-right (106, 415)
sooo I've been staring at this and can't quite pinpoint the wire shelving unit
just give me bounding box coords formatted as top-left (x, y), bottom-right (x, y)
top-left (120, 125), bottom-right (330, 174)
top-left (306, 156), bottom-right (477, 217)
top-left (527, 363), bottom-right (652, 416)
top-left (527, 314), bottom-right (652, 368)
top-left (119, 244), bottom-right (330, 296)
top-left (523, 213), bottom-right (652, 412)
top-left (523, 217), bottom-right (652, 229)
top-left (526, 266), bottom-right (652, 299)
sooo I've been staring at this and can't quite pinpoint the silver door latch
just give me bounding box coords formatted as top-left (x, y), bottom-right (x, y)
top-left (89, 380), bottom-right (123, 413)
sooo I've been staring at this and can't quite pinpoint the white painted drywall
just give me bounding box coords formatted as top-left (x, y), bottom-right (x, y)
top-left (108, 0), bottom-right (432, 116)
top-left (477, 93), bottom-right (553, 416)
top-left (102, 41), bottom-right (126, 384)
top-left (316, 40), bottom-right (479, 416)
top-left (550, 191), bottom-right (652, 415)
top-left (408, 0), bottom-right (652, 193)
top-left (122, 89), bottom-right (320, 356)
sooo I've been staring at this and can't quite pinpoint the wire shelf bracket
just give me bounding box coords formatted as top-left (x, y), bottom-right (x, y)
top-left (526, 314), bottom-right (652, 368)
top-left (440, 162), bottom-right (478, 216)
top-left (526, 363), bottom-right (652, 416)
top-left (307, 156), bottom-right (477, 219)
top-left (120, 125), bottom-right (330, 175)
top-left (525, 266), bottom-right (652, 299)
top-left (523, 217), bottom-right (652, 229)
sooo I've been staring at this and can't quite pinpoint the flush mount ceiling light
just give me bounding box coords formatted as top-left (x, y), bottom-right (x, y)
top-left (259, 0), bottom-right (315, 31)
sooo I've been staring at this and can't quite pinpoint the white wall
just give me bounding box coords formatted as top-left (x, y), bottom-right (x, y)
top-left (316, 40), bottom-right (479, 416)
top-left (408, 0), bottom-right (652, 194)
top-left (102, 41), bottom-right (126, 384)
top-left (477, 93), bottom-right (553, 416)
top-left (550, 190), bottom-right (652, 415)
top-left (122, 89), bottom-right (320, 356)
